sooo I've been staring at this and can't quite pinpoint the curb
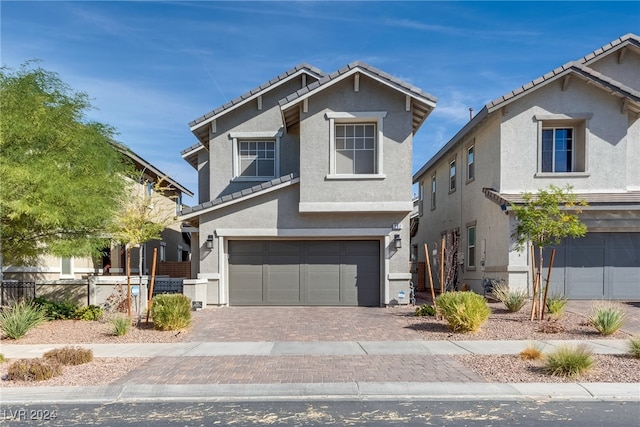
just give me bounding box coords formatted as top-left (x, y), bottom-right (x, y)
top-left (2, 382), bottom-right (639, 404)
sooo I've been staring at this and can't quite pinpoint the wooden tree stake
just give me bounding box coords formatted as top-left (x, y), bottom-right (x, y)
top-left (424, 243), bottom-right (436, 307)
top-left (541, 249), bottom-right (556, 321)
top-left (146, 247), bottom-right (158, 323)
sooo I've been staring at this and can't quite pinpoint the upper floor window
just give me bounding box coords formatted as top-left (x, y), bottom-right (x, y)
top-left (466, 145), bottom-right (475, 182)
top-left (159, 242), bottom-right (166, 262)
top-left (467, 224), bottom-right (476, 269)
top-left (449, 159), bottom-right (456, 192)
top-left (230, 131), bottom-right (282, 181)
top-left (431, 175), bottom-right (436, 210)
top-left (418, 181), bottom-right (424, 216)
top-left (175, 194), bottom-right (182, 215)
top-left (326, 111), bottom-right (386, 179)
top-left (535, 114), bottom-right (590, 175)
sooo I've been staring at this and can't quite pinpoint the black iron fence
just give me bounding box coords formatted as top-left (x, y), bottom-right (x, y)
top-left (1, 281), bottom-right (36, 306)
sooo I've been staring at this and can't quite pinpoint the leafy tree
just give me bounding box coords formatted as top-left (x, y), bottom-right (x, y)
top-left (511, 185), bottom-right (588, 320)
top-left (0, 62), bottom-right (132, 273)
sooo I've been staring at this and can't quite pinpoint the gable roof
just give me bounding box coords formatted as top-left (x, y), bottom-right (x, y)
top-left (179, 173), bottom-right (299, 222)
top-left (112, 141), bottom-right (194, 197)
top-left (279, 61), bottom-right (437, 133)
top-left (188, 63), bottom-right (326, 144)
top-left (413, 33), bottom-right (640, 183)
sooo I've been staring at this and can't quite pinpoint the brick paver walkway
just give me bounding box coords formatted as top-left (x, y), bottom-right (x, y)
top-left (187, 306), bottom-right (422, 342)
top-left (115, 354), bottom-right (482, 385)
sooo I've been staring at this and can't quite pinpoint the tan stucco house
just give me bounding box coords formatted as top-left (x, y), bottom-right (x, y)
top-left (180, 62), bottom-right (436, 306)
top-left (412, 34), bottom-right (640, 300)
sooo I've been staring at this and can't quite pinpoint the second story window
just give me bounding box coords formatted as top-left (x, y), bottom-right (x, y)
top-left (542, 128), bottom-right (573, 172)
top-left (467, 145), bottom-right (475, 182)
top-left (431, 175), bottom-right (436, 210)
top-left (238, 140), bottom-right (276, 178)
top-left (230, 130), bottom-right (282, 181)
top-left (449, 159), bottom-right (456, 192)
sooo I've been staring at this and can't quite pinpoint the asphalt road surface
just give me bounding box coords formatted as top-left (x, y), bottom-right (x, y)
top-left (2, 399), bottom-right (638, 426)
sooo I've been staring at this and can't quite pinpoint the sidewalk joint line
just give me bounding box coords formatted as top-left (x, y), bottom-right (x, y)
top-left (449, 340), bottom-right (474, 354)
top-left (356, 341), bottom-right (369, 355)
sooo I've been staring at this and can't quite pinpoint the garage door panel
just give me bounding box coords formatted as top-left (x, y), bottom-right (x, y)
top-left (567, 247), bottom-right (605, 298)
top-left (229, 240), bottom-right (380, 306)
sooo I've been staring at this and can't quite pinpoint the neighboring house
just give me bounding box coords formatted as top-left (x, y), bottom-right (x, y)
top-left (412, 34), bottom-right (640, 300)
top-left (180, 62), bottom-right (436, 306)
top-left (2, 142), bottom-right (194, 285)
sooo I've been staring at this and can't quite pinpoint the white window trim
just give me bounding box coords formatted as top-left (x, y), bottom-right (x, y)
top-left (325, 111), bottom-right (386, 179)
top-left (59, 257), bottom-right (74, 279)
top-left (449, 158), bottom-right (456, 193)
top-left (159, 242), bottom-right (166, 262)
top-left (534, 113), bottom-right (591, 176)
top-left (430, 174), bottom-right (436, 210)
top-left (230, 130), bottom-right (282, 181)
top-left (466, 221), bottom-right (477, 270)
top-left (466, 144), bottom-right (475, 183)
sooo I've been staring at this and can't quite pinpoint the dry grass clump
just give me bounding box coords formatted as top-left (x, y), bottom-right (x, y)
top-left (6, 358), bottom-right (62, 381)
top-left (44, 346), bottom-right (93, 365)
top-left (519, 343), bottom-right (544, 360)
top-left (544, 344), bottom-right (594, 378)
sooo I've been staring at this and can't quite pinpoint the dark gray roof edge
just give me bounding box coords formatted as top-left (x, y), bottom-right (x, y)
top-left (180, 172), bottom-right (300, 217)
top-left (483, 188), bottom-right (640, 206)
top-left (111, 141), bottom-right (194, 197)
top-left (577, 33), bottom-right (640, 65)
top-left (189, 64), bottom-right (326, 128)
top-left (279, 61), bottom-right (438, 108)
top-left (412, 107), bottom-right (489, 183)
top-left (181, 142), bottom-right (205, 156)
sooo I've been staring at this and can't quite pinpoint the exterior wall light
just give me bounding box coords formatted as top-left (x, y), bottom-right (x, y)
top-left (206, 235), bottom-right (214, 250)
top-left (394, 234), bottom-right (402, 249)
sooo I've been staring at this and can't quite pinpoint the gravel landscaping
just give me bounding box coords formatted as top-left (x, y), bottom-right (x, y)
top-left (1, 300), bottom-right (639, 387)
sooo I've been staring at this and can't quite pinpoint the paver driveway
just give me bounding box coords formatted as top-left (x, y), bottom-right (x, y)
top-left (185, 305), bottom-right (423, 342)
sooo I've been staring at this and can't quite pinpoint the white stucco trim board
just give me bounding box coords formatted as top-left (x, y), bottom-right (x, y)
top-left (299, 202), bottom-right (413, 212)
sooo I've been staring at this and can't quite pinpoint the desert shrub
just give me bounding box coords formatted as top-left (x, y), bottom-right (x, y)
top-left (151, 294), bottom-right (192, 331)
top-left (0, 300), bottom-right (47, 339)
top-left (415, 304), bottom-right (436, 317)
top-left (544, 344), bottom-right (594, 378)
top-left (546, 293), bottom-right (568, 320)
top-left (44, 346), bottom-right (93, 365)
top-left (491, 283), bottom-right (527, 313)
top-left (0, 353), bottom-right (6, 363)
top-left (111, 315), bottom-right (131, 336)
top-left (7, 358), bottom-right (62, 381)
top-left (435, 291), bottom-right (491, 333)
top-left (74, 305), bottom-right (104, 321)
top-left (519, 343), bottom-right (544, 360)
top-left (628, 336), bottom-right (640, 359)
top-left (589, 302), bottom-right (626, 336)
top-left (34, 296), bottom-right (79, 320)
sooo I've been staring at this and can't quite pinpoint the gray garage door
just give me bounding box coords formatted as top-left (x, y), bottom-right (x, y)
top-left (228, 240), bottom-right (380, 306)
top-left (544, 232), bottom-right (640, 299)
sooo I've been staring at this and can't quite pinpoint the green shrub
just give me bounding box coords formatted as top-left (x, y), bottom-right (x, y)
top-left (435, 291), bottom-right (491, 333)
top-left (0, 353), bottom-right (6, 363)
top-left (491, 283), bottom-right (527, 313)
top-left (415, 304), bottom-right (436, 317)
top-left (44, 346), bottom-right (93, 365)
top-left (74, 305), bottom-right (104, 321)
top-left (111, 315), bottom-right (131, 336)
top-left (589, 302), bottom-right (626, 336)
top-left (151, 294), bottom-right (192, 331)
top-left (544, 344), bottom-right (594, 378)
top-left (34, 296), bottom-right (79, 320)
top-left (628, 336), bottom-right (640, 359)
top-left (546, 293), bottom-right (568, 320)
top-left (0, 301), bottom-right (47, 339)
top-left (7, 358), bottom-right (62, 381)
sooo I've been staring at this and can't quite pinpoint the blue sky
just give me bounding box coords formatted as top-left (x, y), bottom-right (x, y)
top-left (2, 1), bottom-right (638, 205)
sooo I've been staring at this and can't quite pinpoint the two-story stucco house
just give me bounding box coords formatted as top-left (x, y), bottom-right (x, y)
top-left (180, 63), bottom-right (436, 306)
top-left (412, 34), bottom-right (640, 300)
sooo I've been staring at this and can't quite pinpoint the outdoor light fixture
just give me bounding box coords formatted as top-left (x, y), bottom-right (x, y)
top-left (206, 235), bottom-right (214, 250)
top-left (393, 234), bottom-right (402, 249)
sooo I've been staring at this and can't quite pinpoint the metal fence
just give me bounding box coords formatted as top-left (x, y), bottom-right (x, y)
top-left (151, 279), bottom-right (184, 296)
top-left (1, 281), bottom-right (36, 306)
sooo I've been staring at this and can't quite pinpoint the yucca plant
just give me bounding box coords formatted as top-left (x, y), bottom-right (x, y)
top-left (491, 283), bottom-right (527, 313)
top-left (435, 291), bottom-right (491, 333)
top-left (589, 302), bottom-right (626, 336)
top-left (544, 344), bottom-right (594, 378)
top-left (628, 336), bottom-right (640, 359)
top-left (546, 293), bottom-right (568, 320)
top-left (0, 300), bottom-right (47, 339)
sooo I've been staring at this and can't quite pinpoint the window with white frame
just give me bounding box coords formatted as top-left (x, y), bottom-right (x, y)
top-left (430, 175), bottom-right (436, 210)
top-left (449, 159), bottom-right (456, 192)
top-left (467, 224), bottom-right (476, 269)
top-left (175, 194), bottom-right (182, 215)
top-left (230, 131), bottom-right (281, 180)
top-left (177, 245), bottom-right (183, 262)
top-left (418, 181), bottom-right (424, 216)
top-left (326, 112), bottom-right (386, 178)
top-left (466, 145), bottom-right (475, 182)
top-left (535, 114), bottom-right (589, 174)
top-left (60, 257), bottom-right (73, 279)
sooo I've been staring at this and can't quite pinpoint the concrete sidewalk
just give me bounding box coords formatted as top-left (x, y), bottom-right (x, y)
top-left (2, 339), bottom-right (638, 403)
